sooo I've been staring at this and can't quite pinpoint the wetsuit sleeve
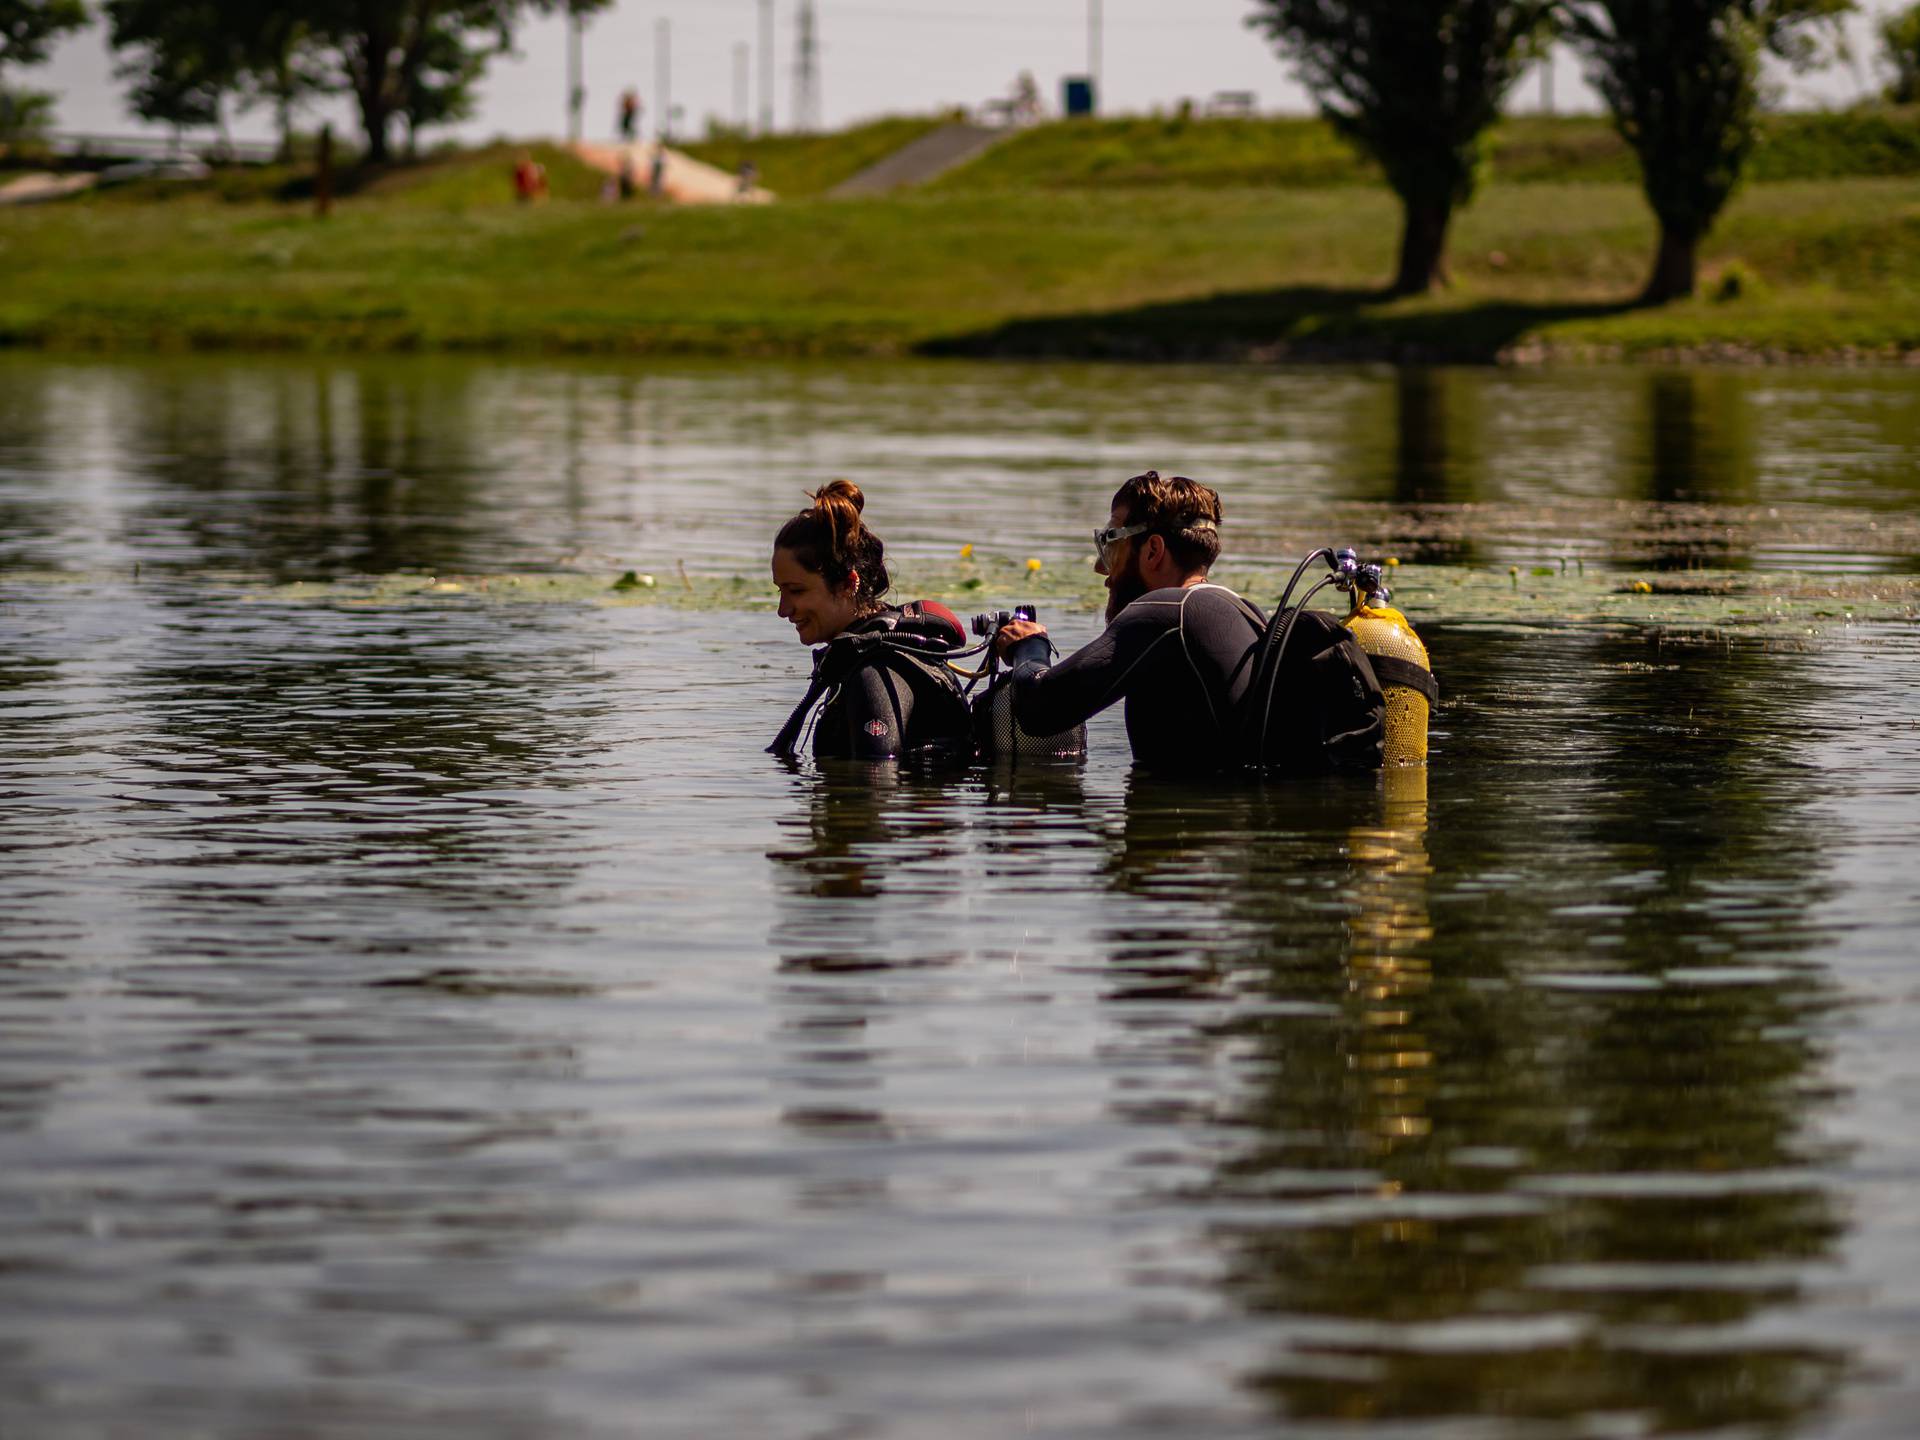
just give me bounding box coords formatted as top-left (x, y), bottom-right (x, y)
top-left (1008, 604), bottom-right (1171, 736)
top-left (827, 661), bottom-right (911, 760)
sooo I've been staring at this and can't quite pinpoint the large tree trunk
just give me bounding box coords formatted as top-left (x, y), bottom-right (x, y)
top-left (354, 32), bottom-right (394, 164)
top-left (1641, 223), bottom-right (1698, 304)
top-left (1391, 199), bottom-right (1453, 296)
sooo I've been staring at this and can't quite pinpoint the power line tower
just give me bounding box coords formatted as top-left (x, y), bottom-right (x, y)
top-left (793, 0), bottom-right (821, 134)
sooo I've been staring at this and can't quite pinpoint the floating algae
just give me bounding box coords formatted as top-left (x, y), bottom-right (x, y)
top-left (11, 560), bottom-right (1919, 633)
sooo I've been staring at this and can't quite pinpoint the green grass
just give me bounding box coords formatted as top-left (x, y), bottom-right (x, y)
top-left (680, 115), bottom-right (947, 197)
top-left (5, 170), bottom-right (1917, 362)
top-left (935, 108), bottom-right (1920, 191)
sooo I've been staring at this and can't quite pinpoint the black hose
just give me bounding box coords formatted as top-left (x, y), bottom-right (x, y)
top-left (1246, 548), bottom-right (1336, 766)
top-left (1275, 546), bottom-right (1335, 617)
top-left (1255, 572), bottom-right (1339, 767)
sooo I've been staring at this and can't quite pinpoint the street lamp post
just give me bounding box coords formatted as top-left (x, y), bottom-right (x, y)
top-left (1089, 0), bottom-right (1102, 113)
top-left (657, 18), bottom-right (671, 142)
top-left (759, 0), bottom-right (775, 135)
top-left (566, 5), bottom-right (584, 142)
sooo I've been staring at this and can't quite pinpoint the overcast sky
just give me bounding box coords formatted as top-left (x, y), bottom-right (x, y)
top-left (30, 0), bottom-right (1903, 145)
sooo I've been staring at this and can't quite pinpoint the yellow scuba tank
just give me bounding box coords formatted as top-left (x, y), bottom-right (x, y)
top-left (1343, 582), bottom-right (1436, 767)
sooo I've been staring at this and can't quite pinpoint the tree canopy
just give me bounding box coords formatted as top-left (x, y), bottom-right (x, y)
top-left (103, 0), bottom-right (613, 163)
top-left (1, 0), bottom-right (89, 74)
top-left (1248, 0), bottom-right (1555, 295)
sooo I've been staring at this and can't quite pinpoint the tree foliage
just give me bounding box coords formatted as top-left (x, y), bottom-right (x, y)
top-left (1248, 0), bottom-right (1555, 294)
top-left (1885, 2), bottom-right (1920, 103)
top-left (103, 0), bottom-right (614, 163)
top-left (107, 0), bottom-right (243, 132)
top-left (1560, 0), bottom-right (1855, 302)
top-left (0, 83), bottom-right (56, 138)
top-left (0, 0), bottom-right (88, 75)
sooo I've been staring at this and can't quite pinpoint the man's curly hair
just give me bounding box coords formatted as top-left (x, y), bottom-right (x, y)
top-left (1111, 470), bottom-right (1222, 571)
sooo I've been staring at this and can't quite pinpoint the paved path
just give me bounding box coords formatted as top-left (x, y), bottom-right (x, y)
top-left (572, 142), bottom-right (773, 206)
top-left (829, 123), bottom-right (1005, 198)
top-left (0, 171), bottom-right (97, 206)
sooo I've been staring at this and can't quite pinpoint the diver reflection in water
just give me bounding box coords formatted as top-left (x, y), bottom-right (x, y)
top-left (1143, 630), bottom-right (1849, 1433)
top-left (767, 480), bottom-right (973, 763)
top-left (765, 764), bottom-right (973, 973)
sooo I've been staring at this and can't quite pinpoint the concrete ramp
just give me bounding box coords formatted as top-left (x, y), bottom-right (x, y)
top-left (573, 142), bottom-right (774, 205)
top-left (829, 123), bottom-right (1003, 197)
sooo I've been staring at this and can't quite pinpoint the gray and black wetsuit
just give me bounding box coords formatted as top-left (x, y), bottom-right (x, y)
top-left (1009, 584), bottom-right (1264, 775)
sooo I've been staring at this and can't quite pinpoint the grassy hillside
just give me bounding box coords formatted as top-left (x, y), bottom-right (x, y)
top-left (933, 108), bottom-right (1920, 191)
top-left (6, 170), bottom-right (1917, 361)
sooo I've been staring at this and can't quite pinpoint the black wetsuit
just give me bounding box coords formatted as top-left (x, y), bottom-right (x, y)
top-left (801, 607), bottom-right (972, 763)
top-left (1009, 583), bottom-right (1265, 775)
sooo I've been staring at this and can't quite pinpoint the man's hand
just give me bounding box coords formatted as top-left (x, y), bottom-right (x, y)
top-left (992, 618), bottom-right (1047, 659)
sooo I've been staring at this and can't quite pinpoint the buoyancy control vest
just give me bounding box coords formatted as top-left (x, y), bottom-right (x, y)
top-left (1235, 599), bottom-right (1387, 775)
top-left (768, 601), bottom-right (973, 760)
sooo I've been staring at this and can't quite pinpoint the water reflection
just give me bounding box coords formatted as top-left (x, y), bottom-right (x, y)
top-left (7, 355), bottom-right (1920, 585)
top-left (1162, 628), bottom-right (1851, 1431)
top-left (1641, 370), bottom-right (1758, 570)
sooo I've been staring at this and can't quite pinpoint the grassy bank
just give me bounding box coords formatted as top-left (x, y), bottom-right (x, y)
top-left (934, 109), bottom-right (1920, 190)
top-left (5, 141), bottom-right (1919, 362)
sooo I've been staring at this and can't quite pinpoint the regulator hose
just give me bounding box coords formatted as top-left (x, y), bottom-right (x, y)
top-left (1253, 570), bottom-right (1341, 768)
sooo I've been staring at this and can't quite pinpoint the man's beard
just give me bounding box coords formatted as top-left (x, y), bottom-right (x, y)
top-left (1104, 551), bottom-right (1150, 622)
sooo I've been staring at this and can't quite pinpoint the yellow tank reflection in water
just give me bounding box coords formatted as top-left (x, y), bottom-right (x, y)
top-left (1345, 764), bottom-right (1434, 1153)
top-left (1345, 599), bottom-right (1433, 765)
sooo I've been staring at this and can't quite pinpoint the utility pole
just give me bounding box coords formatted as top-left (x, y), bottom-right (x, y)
top-left (759, 0), bottom-right (775, 135)
top-left (794, 0), bottom-right (819, 134)
top-left (656, 18), bottom-right (671, 142)
top-left (1089, 0), bottom-right (1102, 113)
top-left (734, 43), bottom-right (751, 131)
top-left (566, 3), bottom-right (585, 142)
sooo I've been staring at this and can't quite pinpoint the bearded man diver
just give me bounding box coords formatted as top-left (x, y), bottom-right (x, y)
top-left (992, 470), bottom-right (1336, 776)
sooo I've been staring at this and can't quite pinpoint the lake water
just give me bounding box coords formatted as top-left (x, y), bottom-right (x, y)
top-left (3, 354), bottom-right (1920, 1439)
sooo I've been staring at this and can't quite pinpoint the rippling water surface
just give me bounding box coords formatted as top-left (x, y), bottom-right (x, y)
top-left (4, 356), bottom-right (1920, 1439)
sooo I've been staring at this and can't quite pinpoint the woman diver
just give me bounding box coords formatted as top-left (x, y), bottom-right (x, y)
top-left (766, 481), bottom-right (974, 762)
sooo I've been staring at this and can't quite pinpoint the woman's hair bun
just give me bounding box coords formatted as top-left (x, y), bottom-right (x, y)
top-left (810, 478), bottom-right (864, 515)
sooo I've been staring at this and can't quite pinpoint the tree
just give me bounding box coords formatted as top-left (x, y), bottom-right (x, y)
top-left (1884, 1), bottom-right (1920, 103)
top-left (1561, 0), bottom-right (1853, 303)
top-left (305, 0), bottom-right (607, 164)
top-left (107, 0), bottom-right (245, 135)
top-left (0, 82), bottom-right (56, 140)
top-left (1249, 0), bottom-right (1555, 295)
top-left (397, 21), bottom-right (483, 156)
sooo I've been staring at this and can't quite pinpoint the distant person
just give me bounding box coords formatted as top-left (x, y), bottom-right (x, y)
top-left (648, 146), bottom-right (667, 197)
top-left (737, 158), bottom-right (758, 199)
top-left (617, 148), bottom-right (637, 200)
top-left (768, 481), bottom-right (973, 763)
top-left (618, 89), bottom-right (641, 143)
top-left (1013, 70), bottom-right (1042, 124)
top-left (512, 150), bottom-right (547, 203)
